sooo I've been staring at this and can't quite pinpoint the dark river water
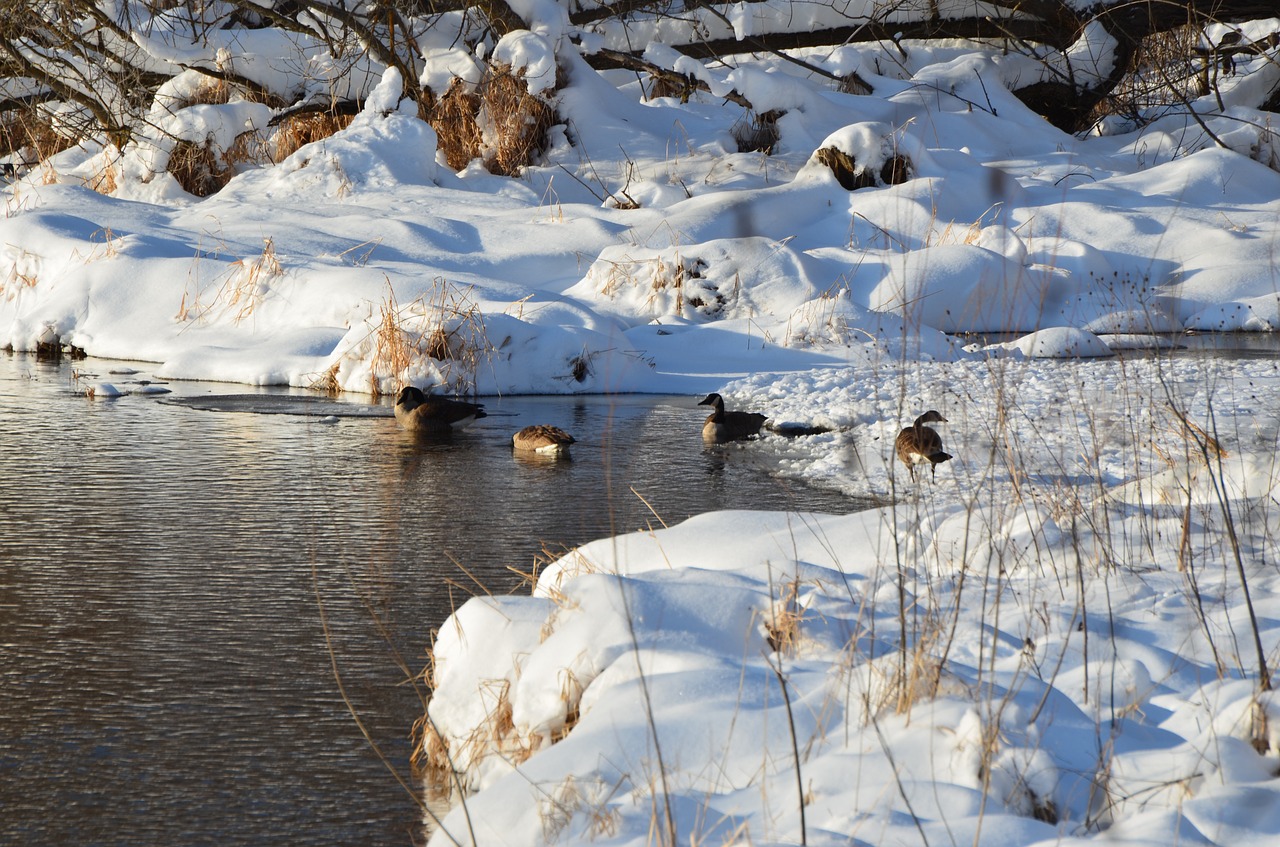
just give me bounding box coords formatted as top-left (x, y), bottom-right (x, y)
top-left (0, 354), bottom-right (864, 847)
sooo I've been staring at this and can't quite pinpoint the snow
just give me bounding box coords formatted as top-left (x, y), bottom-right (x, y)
top-left (5, 12), bottom-right (1280, 847)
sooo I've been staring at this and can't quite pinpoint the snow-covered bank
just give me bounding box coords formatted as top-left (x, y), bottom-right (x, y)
top-left (5, 28), bottom-right (1280, 393)
top-left (422, 353), bottom-right (1280, 846)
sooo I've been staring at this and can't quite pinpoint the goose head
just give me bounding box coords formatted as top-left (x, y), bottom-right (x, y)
top-left (396, 386), bottom-right (426, 409)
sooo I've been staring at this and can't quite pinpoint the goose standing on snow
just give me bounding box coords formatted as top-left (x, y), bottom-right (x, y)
top-left (698, 393), bottom-right (768, 443)
top-left (895, 410), bottom-right (952, 481)
top-left (394, 386), bottom-right (487, 434)
top-left (512, 424), bottom-right (575, 455)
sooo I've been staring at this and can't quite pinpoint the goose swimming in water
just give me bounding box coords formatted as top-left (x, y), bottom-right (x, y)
top-left (512, 424), bottom-right (575, 455)
top-left (698, 393), bottom-right (768, 443)
top-left (895, 410), bottom-right (952, 481)
top-left (393, 386), bottom-right (486, 434)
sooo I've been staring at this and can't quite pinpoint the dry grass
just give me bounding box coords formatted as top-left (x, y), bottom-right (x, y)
top-left (553, 671), bottom-right (584, 743)
top-left (429, 63), bottom-right (559, 175)
top-left (225, 129), bottom-right (272, 170)
top-left (429, 79), bottom-right (485, 171)
top-left (333, 278), bottom-right (495, 398)
top-left (928, 216), bottom-right (985, 247)
top-left (633, 252), bottom-right (730, 318)
top-left (414, 678), bottom-right (537, 795)
top-left (88, 226), bottom-right (122, 261)
top-left (816, 146), bottom-right (877, 191)
top-left (170, 78), bottom-right (232, 111)
top-left (539, 776), bottom-right (624, 841)
top-left (158, 79), bottom-right (243, 196)
top-left (179, 237), bottom-right (282, 324)
top-left (87, 156), bottom-right (119, 195)
top-left (1084, 23), bottom-right (1201, 131)
top-left (1, 108), bottom-right (75, 171)
top-left (645, 73), bottom-right (696, 102)
top-left (784, 288), bottom-right (877, 348)
top-left (763, 578), bottom-right (803, 654)
top-left (1, 247), bottom-right (40, 299)
top-left (733, 109), bottom-right (781, 154)
top-left (310, 362), bottom-right (342, 396)
top-left (839, 72), bottom-right (872, 96)
top-left (370, 290), bottom-right (414, 399)
top-left (272, 112), bottom-right (354, 161)
top-left (418, 278), bottom-right (494, 395)
top-left (169, 139), bottom-right (234, 197)
top-left (224, 237), bottom-right (282, 322)
top-left (478, 66), bottom-right (558, 176)
top-left (411, 710), bottom-right (453, 787)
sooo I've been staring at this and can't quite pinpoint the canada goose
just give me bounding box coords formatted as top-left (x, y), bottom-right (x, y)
top-left (698, 392), bottom-right (768, 443)
top-left (512, 424), bottom-right (575, 455)
top-left (393, 386), bottom-right (487, 433)
top-left (895, 410), bottom-right (952, 481)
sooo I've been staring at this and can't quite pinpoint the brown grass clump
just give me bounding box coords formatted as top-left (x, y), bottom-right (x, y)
top-left (839, 72), bottom-right (872, 95)
top-left (371, 293), bottom-right (414, 399)
top-left (162, 78), bottom-right (242, 196)
top-left (272, 112), bottom-right (355, 161)
top-left (310, 362), bottom-right (342, 396)
top-left (425, 326), bottom-right (454, 361)
top-left (169, 139), bottom-right (234, 197)
top-left (87, 158), bottom-right (119, 194)
top-left (363, 278), bottom-right (494, 398)
top-left (420, 278), bottom-right (493, 394)
top-left (479, 65), bottom-right (557, 176)
top-left (1, 108), bottom-right (75, 170)
top-left (225, 129), bottom-right (272, 169)
top-left (552, 671), bottom-right (583, 743)
top-left (428, 63), bottom-right (559, 175)
top-left (170, 78), bottom-right (232, 111)
top-left (880, 154), bottom-right (910, 184)
top-left (413, 679), bottom-right (536, 796)
top-left (429, 79), bottom-right (485, 171)
top-left (412, 711), bottom-right (456, 788)
top-left (764, 588), bottom-right (803, 654)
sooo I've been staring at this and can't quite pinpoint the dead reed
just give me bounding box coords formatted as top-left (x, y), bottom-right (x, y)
top-left (428, 63), bottom-right (559, 175)
top-left (273, 112), bottom-right (355, 161)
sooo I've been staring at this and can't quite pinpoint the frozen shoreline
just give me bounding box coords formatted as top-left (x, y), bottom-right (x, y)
top-left (421, 351), bottom-right (1280, 846)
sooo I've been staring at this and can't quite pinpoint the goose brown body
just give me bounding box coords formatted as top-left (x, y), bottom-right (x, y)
top-left (698, 393), bottom-right (768, 443)
top-left (895, 410), bottom-right (952, 480)
top-left (512, 424), bottom-right (575, 454)
top-left (393, 386), bottom-right (487, 434)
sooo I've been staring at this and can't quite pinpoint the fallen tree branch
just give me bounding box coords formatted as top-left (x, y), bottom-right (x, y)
top-left (585, 46), bottom-right (754, 108)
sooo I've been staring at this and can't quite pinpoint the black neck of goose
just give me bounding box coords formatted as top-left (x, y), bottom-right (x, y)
top-left (710, 398), bottom-right (725, 421)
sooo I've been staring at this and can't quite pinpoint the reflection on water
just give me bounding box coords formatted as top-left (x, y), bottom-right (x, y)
top-left (0, 355), bottom-right (865, 847)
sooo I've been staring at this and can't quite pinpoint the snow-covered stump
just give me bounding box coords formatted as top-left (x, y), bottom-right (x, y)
top-left (809, 123), bottom-right (915, 191)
